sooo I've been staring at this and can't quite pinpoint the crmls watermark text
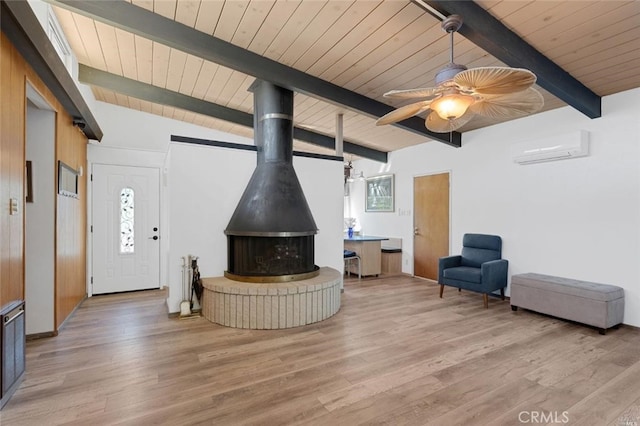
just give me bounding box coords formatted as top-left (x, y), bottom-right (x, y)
top-left (518, 411), bottom-right (570, 424)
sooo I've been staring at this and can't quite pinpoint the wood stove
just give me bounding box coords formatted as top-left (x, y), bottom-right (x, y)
top-left (224, 80), bottom-right (318, 283)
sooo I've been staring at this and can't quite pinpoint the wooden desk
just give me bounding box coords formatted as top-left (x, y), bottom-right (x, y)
top-left (344, 236), bottom-right (388, 277)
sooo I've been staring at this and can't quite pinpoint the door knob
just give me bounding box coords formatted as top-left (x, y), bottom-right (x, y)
top-left (149, 236), bottom-right (159, 240)
top-left (414, 227), bottom-right (419, 235)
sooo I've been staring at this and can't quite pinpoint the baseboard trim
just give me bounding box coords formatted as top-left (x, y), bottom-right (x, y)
top-left (26, 331), bottom-right (58, 341)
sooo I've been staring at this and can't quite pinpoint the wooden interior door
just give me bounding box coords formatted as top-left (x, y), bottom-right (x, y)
top-left (413, 172), bottom-right (449, 280)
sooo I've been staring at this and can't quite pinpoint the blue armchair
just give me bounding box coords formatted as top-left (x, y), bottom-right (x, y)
top-left (438, 233), bottom-right (508, 308)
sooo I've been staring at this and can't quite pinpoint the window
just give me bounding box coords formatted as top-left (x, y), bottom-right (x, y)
top-left (47, 9), bottom-right (72, 73)
top-left (120, 188), bottom-right (134, 254)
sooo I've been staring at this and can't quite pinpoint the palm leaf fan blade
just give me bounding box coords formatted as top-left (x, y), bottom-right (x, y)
top-left (376, 100), bottom-right (432, 126)
top-left (455, 67), bottom-right (537, 95)
top-left (382, 87), bottom-right (442, 99)
top-left (470, 88), bottom-right (544, 119)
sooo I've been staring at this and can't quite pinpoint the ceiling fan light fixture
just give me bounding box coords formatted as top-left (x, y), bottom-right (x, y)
top-left (430, 92), bottom-right (475, 120)
top-left (378, 13), bottom-right (542, 133)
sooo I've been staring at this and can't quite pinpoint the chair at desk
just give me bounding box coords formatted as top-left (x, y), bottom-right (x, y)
top-left (343, 249), bottom-right (361, 280)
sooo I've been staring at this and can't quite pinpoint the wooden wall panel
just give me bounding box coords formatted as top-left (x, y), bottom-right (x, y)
top-left (0, 32), bottom-right (26, 309)
top-left (0, 32), bottom-right (88, 330)
top-left (55, 113), bottom-right (87, 329)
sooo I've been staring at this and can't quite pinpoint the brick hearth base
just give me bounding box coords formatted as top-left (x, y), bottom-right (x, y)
top-left (201, 267), bottom-right (341, 329)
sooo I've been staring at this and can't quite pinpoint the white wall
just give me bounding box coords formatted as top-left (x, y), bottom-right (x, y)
top-left (86, 102), bottom-right (256, 294)
top-left (348, 88), bottom-right (640, 326)
top-left (25, 105), bottom-right (55, 335)
top-left (90, 101), bottom-right (254, 152)
top-left (165, 142), bottom-right (343, 313)
top-left (85, 100), bottom-right (344, 314)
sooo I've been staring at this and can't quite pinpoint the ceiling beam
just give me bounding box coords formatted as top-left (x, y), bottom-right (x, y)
top-left (49, 0), bottom-right (461, 148)
top-left (1, 0), bottom-right (103, 140)
top-left (79, 65), bottom-right (388, 163)
top-left (417, 0), bottom-right (601, 119)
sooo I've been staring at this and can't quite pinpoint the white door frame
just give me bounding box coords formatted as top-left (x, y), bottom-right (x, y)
top-left (25, 83), bottom-right (56, 335)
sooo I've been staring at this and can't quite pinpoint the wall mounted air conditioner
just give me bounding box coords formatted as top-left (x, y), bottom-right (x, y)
top-left (512, 130), bottom-right (589, 165)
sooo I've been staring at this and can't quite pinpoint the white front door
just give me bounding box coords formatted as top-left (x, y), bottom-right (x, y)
top-left (92, 164), bottom-right (160, 294)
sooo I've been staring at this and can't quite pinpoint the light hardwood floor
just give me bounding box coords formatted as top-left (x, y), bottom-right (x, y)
top-left (2, 275), bottom-right (639, 425)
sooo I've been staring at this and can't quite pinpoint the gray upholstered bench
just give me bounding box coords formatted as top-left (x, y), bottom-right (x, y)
top-left (510, 273), bottom-right (624, 334)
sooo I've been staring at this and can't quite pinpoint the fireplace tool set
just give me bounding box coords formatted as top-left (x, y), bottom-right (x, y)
top-left (180, 255), bottom-right (203, 319)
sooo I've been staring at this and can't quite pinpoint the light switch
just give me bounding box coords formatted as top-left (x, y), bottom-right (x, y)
top-left (10, 198), bottom-right (18, 215)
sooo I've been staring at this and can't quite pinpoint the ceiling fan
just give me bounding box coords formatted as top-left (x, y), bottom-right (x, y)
top-left (376, 15), bottom-right (544, 133)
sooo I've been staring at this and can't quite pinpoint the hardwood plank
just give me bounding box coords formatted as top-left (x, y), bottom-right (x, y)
top-left (193, 0), bottom-right (224, 36)
top-left (2, 277), bottom-right (640, 425)
top-left (324, 4), bottom-right (422, 87)
top-left (214, 0), bottom-right (251, 42)
top-left (232, 0), bottom-right (276, 49)
top-left (203, 65), bottom-right (235, 103)
top-left (114, 29), bottom-right (136, 79)
top-left (176, 54), bottom-right (203, 96)
top-left (491, 345), bottom-right (640, 425)
top-left (164, 48), bottom-right (188, 92)
top-left (127, 96), bottom-right (141, 111)
top-left (542, 2), bottom-right (639, 59)
top-left (306, 1), bottom-right (406, 78)
top-left (245, 2), bottom-right (299, 57)
top-left (217, 71), bottom-right (251, 109)
top-left (130, 0), bottom-right (152, 12)
top-left (519, 1), bottom-right (602, 39)
top-left (133, 35), bottom-right (153, 84)
top-left (51, 7), bottom-right (88, 63)
top-left (277, 1), bottom-right (353, 66)
top-left (524, 343), bottom-right (609, 387)
top-left (226, 75), bottom-right (255, 111)
top-left (292, 1), bottom-right (381, 73)
top-left (611, 396), bottom-right (640, 426)
top-left (153, 0), bottom-right (176, 20)
top-left (190, 60), bottom-right (220, 99)
top-left (174, 0), bottom-right (200, 27)
top-left (150, 42), bottom-right (170, 88)
top-left (493, 1), bottom-right (570, 37)
top-left (266, 1), bottom-right (329, 65)
top-left (344, 13), bottom-right (443, 95)
top-left (476, 0), bottom-right (531, 20)
top-left (426, 377), bottom-right (544, 426)
top-left (151, 102), bottom-right (162, 116)
top-left (69, 14), bottom-right (107, 70)
top-left (568, 360), bottom-right (640, 424)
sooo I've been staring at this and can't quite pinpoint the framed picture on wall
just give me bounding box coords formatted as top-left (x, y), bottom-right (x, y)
top-left (58, 161), bottom-right (79, 198)
top-left (365, 174), bottom-right (394, 212)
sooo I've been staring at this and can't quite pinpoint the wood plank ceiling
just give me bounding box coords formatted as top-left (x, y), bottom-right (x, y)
top-left (51, 0), bottom-right (640, 159)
